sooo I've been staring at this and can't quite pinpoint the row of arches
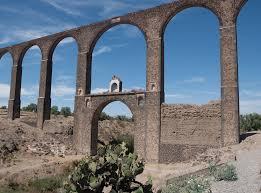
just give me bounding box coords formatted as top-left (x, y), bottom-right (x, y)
top-left (0, 1), bottom-right (259, 121)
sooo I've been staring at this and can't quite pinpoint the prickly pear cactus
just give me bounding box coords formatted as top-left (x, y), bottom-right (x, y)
top-left (64, 142), bottom-right (153, 193)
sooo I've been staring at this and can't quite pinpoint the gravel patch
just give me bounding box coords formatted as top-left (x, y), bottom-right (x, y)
top-left (211, 148), bottom-right (261, 193)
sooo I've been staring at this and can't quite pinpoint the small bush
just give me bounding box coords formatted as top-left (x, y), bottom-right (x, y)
top-left (111, 134), bottom-right (134, 154)
top-left (51, 106), bottom-right (60, 115)
top-left (0, 106), bottom-right (7, 109)
top-left (209, 163), bottom-right (238, 181)
top-left (60, 107), bottom-right (72, 117)
top-left (240, 113), bottom-right (261, 133)
top-left (99, 112), bottom-right (112, 121)
top-left (22, 103), bottom-right (37, 112)
top-left (28, 176), bottom-right (63, 193)
top-left (162, 176), bottom-right (211, 193)
top-left (115, 115), bottom-right (133, 122)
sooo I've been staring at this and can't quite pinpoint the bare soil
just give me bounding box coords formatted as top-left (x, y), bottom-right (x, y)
top-left (0, 109), bottom-right (260, 192)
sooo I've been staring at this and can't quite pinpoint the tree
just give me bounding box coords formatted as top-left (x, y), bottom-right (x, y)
top-left (22, 103), bottom-right (37, 112)
top-left (51, 106), bottom-right (60, 115)
top-left (60, 107), bottom-right (72, 117)
top-left (0, 106), bottom-right (7, 110)
top-left (99, 112), bottom-right (112, 121)
top-left (240, 113), bottom-right (261, 133)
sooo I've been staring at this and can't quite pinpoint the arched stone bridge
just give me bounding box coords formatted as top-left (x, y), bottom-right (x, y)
top-left (0, 0), bottom-right (248, 163)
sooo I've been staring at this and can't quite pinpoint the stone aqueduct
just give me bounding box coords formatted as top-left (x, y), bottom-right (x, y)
top-left (0, 0), bottom-right (248, 163)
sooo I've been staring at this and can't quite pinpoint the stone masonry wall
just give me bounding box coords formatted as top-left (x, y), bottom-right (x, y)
top-left (160, 101), bottom-right (221, 163)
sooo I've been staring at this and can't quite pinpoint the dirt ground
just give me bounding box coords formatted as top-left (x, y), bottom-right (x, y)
top-left (0, 109), bottom-right (260, 192)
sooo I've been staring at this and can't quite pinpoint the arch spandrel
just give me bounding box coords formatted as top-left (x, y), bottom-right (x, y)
top-left (0, 49), bottom-right (10, 60)
top-left (234, 0), bottom-right (249, 24)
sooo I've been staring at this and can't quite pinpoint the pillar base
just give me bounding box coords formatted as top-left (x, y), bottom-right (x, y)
top-left (8, 99), bottom-right (20, 120)
top-left (37, 97), bottom-right (51, 128)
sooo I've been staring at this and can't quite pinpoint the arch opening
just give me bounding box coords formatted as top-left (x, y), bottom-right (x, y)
top-left (91, 101), bottom-right (134, 155)
top-left (91, 24), bottom-right (146, 94)
top-left (164, 7), bottom-right (220, 105)
top-left (161, 5), bottom-right (222, 36)
top-left (50, 37), bottom-right (78, 119)
top-left (20, 45), bottom-right (41, 126)
top-left (237, 0), bottom-right (261, 135)
top-left (161, 7), bottom-right (222, 151)
top-left (0, 52), bottom-right (12, 117)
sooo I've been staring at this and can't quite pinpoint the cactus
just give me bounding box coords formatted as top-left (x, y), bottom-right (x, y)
top-left (64, 142), bottom-right (153, 193)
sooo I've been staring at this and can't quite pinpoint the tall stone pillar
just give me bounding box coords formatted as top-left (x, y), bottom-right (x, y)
top-left (74, 50), bottom-right (92, 153)
top-left (145, 36), bottom-right (164, 163)
top-left (8, 54), bottom-right (22, 120)
top-left (37, 57), bottom-right (52, 128)
top-left (220, 22), bottom-right (240, 146)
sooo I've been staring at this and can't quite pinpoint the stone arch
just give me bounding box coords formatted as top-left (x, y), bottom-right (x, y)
top-left (48, 35), bottom-right (80, 59)
top-left (20, 45), bottom-right (42, 116)
top-left (89, 22), bottom-right (147, 54)
top-left (90, 99), bottom-right (137, 155)
top-left (0, 50), bottom-right (12, 61)
top-left (234, 0), bottom-right (249, 24)
top-left (0, 51), bottom-right (13, 108)
top-left (160, 4), bottom-right (222, 36)
top-left (49, 36), bottom-right (79, 115)
top-left (0, 51), bottom-right (14, 68)
top-left (20, 44), bottom-right (43, 64)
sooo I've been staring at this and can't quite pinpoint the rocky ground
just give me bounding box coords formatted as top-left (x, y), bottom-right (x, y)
top-left (0, 109), bottom-right (134, 185)
top-left (0, 109), bottom-right (260, 192)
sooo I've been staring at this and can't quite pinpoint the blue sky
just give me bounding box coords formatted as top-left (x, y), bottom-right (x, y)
top-left (0, 0), bottom-right (260, 116)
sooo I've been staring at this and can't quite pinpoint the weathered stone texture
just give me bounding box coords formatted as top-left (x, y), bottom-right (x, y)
top-left (161, 101), bottom-right (221, 146)
top-left (0, 0), bottom-right (249, 163)
top-left (160, 101), bottom-right (221, 163)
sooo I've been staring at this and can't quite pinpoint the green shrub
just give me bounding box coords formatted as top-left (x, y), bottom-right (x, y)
top-left (115, 115), bottom-right (133, 122)
top-left (51, 106), bottom-right (60, 115)
top-left (64, 142), bottom-right (152, 193)
top-left (0, 106), bottom-right (7, 109)
top-left (111, 134), bottom-right (134, 154)
top-left (28, 176), bottom-right (63, 193)
top-left (22, 103), bottom-right (37, 112)
top-left (240, 113), bottom-right (261, 133)
top-left (99, 112), bottom-right (112, 121)
top-left (209, 163), bottom-right (238, 181)
top-left (162, 176), bottom-right (211, 193)
top-left (60, 107), bottom-right (72, 117)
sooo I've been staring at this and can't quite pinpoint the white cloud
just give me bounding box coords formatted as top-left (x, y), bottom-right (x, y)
top-left (241, 89), bottom-right (261, 97)
top-left (52, 85), bottom-right (75, 97)
top-left (165, 93), bottom-right (191, 99)
top-left (55, 75), bottom-right (74, 83)
top-left (91, 88), bottom-right (108, 94)
top-left (240, 99), bottom-right (261, 114)
top-left (0, 37), bottom-right (12, 45)
top-left (93, 46), bottom-right (112, 57)
top-left (182, 77), bottom-right (206, 84)
top-left (0, 24), bottom-right (76, 46)
top-left (0, 83), bottom-right (10, 98)
top-left (40, 0), bottom-right (84, 16)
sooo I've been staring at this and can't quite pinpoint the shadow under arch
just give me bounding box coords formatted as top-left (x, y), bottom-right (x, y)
top-left (161, 5), bottom-right (222, 37)
top-left (89, 22), bottom-right (147, 58)
top-left (90, 99), bottom-right (135, 155)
